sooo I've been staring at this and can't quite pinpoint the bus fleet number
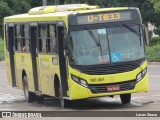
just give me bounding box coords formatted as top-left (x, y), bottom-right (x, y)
top-left (90, 78), bottom-right (104, 82)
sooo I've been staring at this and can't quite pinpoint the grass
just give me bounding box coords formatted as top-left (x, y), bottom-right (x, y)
top-left (146, 36), bottom-right (160, 62)
top-left (0, 39), bottom-right (4, 61)
top-left (149, 36), bottom-right (160, 46)
top-left (146, 44), bottom-right (160, 62)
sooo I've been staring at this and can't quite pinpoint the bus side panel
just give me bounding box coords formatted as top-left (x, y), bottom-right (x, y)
top-left (38, 54), bottom-right (49, 95)
top-left (36, 57), bottom-right (41, 92)
top-left (37, 54), bottom-right (59, 96)
top-left (5, 52), bottom-right (12, 85)
top-left (14, 53), bottom-right (35, 92)
top-left (14, 53), bottom-right (23, 90)
top-left (48, 55), bottom-right (60, 96)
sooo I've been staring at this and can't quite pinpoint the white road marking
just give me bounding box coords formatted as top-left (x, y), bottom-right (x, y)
top-left (148, 75), bottom-right (160, 78)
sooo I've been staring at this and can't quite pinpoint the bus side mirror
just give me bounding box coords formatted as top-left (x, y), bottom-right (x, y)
top-left (142, 25), bottom-right (150, 46)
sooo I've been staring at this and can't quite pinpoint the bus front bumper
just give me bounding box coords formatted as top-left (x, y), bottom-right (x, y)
top-left (68, 74), bottom-right (148, 100)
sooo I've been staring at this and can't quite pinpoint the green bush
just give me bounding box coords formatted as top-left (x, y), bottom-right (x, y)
top-left (149, 37), bottom-right (160, 46)
top-left (146, 44), bottom-right (160, 62)
top-left (0, 39), bottom-right (4, 61)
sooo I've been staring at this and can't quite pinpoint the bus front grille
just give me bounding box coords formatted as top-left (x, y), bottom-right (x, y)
top-left (71, 58), bottom-right (145, 75)
top-left (88, 80), bottom-right (136, 93)
top-left (80, 63), bottom-right (138, 75)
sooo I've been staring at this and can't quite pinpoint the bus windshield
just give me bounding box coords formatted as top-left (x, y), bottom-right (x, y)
top-left (68, 25), bottom-right (145, 65)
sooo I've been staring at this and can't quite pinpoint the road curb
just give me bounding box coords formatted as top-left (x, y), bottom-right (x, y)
top-left (148, 62), bottom-right (160, 65)
top-left (0, 61), bottom-right (5, 63)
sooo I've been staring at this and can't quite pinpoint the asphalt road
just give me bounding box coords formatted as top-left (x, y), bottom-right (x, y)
top-left (0, 61), bottom-right (160, 120)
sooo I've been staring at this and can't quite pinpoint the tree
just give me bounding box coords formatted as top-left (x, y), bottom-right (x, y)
top-left (124, 0), bottom-right (160, 27)
top-left (4, 0), bottom-right (30, 14)
top-left (30, 0), bottom-right (42, 7)
top-left (0, 0), bottom-right (31, 38)
top-left (118, 0), bottom-right (160, 26)
top-left (65, 0), bottom-right (120, 7)
top-left (0, 1), bottom-right (13, 38)
top-left (151, 0), bottom-right (160, 12)
top-left (151, 0), bottom-right (160, 34)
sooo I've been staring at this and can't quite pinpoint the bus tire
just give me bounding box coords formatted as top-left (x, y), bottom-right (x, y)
top-left (36, 96), bottom-right (44, 103)
top-left (23, 76), bottom-right (35, 103)
top-left (120, 93), bottom-right (131, 104)
top-left (59, 85), bottom-right (72, 108)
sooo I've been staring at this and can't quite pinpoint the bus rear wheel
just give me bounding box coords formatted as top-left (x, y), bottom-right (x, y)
top-left (23, 76), bottom-right (35, 103)
top-left (120, 93), bottom-right (131, 104)
top-left (58, 85), bottom-right (72, 108)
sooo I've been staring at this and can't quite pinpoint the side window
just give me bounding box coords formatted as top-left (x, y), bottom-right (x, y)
top-left (38, 24), bottom-right (47, 53)
top-left (15, 25), bottom-right (21, 51)
top-left (22, 24), bottom-right (30, 52)
top-left (14, 24), bottom-right (30, 52)
top-left (21, 25), bottom-right (25, 51)
top-left (48, 24), bottom-right (57, 53)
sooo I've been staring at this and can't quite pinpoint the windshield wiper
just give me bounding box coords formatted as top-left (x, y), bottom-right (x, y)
top-left (85, 25), bottom-right (100, 46)
top-left (122, 24), bottom-right (142, 46)
top-left (84, 25), bottom-right (103, 55)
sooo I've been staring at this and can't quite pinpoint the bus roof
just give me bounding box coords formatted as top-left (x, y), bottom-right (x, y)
top-left (4, 4), bottom-right (134, 23)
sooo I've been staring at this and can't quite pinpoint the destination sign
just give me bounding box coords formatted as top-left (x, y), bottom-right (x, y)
top-left (77, 11), bottom-right (132, 24)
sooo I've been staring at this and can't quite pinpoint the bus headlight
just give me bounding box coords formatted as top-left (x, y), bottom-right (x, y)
top-left (136, 68), bottom-right (147, 82)
top-left (71, 75), bottom-right (88, 88)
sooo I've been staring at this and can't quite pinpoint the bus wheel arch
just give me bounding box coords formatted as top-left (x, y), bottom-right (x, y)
top-left (22, 69), bottom-right (35, 103)
top-left (54, 74), bottom-right (60, 97)
top-left (22, 70), bottom-right (26, 82)
top-left (54, 74), bottom-right (72, 108)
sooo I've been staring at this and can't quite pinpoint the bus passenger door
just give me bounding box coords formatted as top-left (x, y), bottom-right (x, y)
top-left (30, 25), bottom-right (39, 92)
top-left (5, 24), bottom-right (17, 87)
top-left (37, 24), bottom-right (57, 96)
top-left (57, 24), bottom-right (68, 97)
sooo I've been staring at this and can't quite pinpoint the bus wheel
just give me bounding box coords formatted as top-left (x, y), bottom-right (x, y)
top-left (58, 85), bottom-right (71, 108)
top-left (36, 96), bottom-right (44, 103)
top-left (23, 76), bottom-right (35, 103)
top-left (120, 93), bottom-right (131, 104)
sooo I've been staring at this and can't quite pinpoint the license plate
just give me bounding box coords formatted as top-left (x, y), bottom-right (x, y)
top-left (106, 85), bottom-right (120, 91)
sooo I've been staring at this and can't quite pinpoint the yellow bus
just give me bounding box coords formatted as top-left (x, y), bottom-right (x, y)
top-left (4, 4), bottom-right (149, 108)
